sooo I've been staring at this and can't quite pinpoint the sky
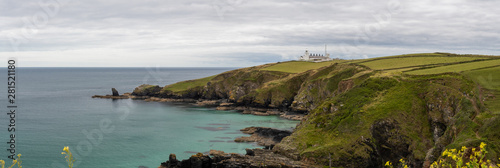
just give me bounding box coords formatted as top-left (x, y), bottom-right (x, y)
top-left (1, 0), bottom-right (499, 67)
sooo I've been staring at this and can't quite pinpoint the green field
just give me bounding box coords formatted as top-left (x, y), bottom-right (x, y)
top-left (360, 56), bottom-right (489, 70)
top-left (405, 59), bottom-right (500, 75)
top-left (347, 53), bottom-right (460, 64)
top-left (464, 66), bottom-right (500, 91)
top-left (260, 61), bottom-right (343, 73)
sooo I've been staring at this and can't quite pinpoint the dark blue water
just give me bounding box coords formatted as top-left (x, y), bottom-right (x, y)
top-left (0, 68), bottom-right (298, 168)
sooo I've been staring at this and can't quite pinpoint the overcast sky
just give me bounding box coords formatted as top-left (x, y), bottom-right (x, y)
top-left (1, 0), bottom-right (499, 67)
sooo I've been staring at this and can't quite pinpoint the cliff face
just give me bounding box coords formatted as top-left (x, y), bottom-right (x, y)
top-left (290, 64), bottom-right (369, 112)
top-left (132, 59), bottom-right (500, 168)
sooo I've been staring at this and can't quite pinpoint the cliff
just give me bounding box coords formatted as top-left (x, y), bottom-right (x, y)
top-left (131, 53), bottom-right (500, 167)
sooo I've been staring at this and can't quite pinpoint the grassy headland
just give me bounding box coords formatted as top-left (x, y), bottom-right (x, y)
top-left (137, 53), bottom-right (500, 167)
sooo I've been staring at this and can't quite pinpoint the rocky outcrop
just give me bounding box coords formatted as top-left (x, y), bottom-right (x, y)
top-left (159, 149), bottom-right (307, 168)
top-left (370, 119), bottom-right (410, 167)
top-left (92, 89), bottom-right (130, 99)
top-left (235, 127), bottom-right (292, 149)
top-left (112, 88), bottom-right (119, 96)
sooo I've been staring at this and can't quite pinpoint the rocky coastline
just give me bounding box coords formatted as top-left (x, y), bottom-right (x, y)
top-left (92, 88), bottom-right (304, 121)
top-left (159, 127), bottom-right (307, 168)
top-left (159, 148), bottom-right (306, 168)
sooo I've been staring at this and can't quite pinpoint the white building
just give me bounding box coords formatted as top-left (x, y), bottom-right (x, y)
top-left (299, 45), bottom-right (331, 62)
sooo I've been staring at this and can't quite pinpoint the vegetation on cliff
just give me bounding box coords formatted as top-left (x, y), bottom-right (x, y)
top-left (136, 53), bottom-right (499, 167)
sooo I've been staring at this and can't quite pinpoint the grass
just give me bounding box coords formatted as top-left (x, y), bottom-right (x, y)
top-left (163, 75), bottom-right (216, 92)
top-left (405, 59), bottom-right (500, 75)
top-left (260, 61), bottom-right (344, 73)
top-left (359, 56), bottom-right (489, 70)
top-left (463, 66), bottom-right (500, 91)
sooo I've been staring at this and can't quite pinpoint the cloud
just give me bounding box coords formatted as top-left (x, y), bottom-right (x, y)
top-left (0, 0), bottom-right (499, 67)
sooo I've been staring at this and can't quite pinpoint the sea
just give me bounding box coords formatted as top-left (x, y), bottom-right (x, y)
top-left (0, 67), bottom-right (299, 168)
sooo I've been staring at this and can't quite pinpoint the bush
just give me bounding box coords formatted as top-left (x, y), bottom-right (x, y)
top-left (386, 142), bottom-right (500, 168)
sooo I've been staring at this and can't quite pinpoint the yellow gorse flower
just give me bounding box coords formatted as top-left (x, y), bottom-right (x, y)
top-left (62, 146), bottom-right (75, 168)
top-left (0, 153), bottom-right (21, 168)
top-left (63, 146), bottom-right (69, 152)
top-left (429, 143), bottom-right (499, 168)
top-left (480, 142), bottom-right (486, 148)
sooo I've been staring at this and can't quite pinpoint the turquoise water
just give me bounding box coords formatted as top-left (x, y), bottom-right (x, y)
top-left (0, 68), bottom-right (299, 168)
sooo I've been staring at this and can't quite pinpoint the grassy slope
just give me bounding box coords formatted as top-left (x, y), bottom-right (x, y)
top-left (464, 66), bottom-right (500, 91)
top-left (463, 66), bottom-right (500, 114)
top-left (164, 75), bottom-right (217, 92)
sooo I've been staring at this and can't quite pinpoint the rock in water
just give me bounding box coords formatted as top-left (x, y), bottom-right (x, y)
top-left (112, 88), bottom-right (119, 96)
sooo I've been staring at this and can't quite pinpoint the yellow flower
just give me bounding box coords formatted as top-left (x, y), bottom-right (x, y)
top-left (63, 146), bottom-right (69, 152)
top-left (385, 161), bottom-right (390, 166)
top-left (12, 160), bottom-right (17, 164)
top-left (461, 146), bottom-right (467, 151)
top-left (480, 142), bottom-right (486, 149)
top-left (17, 154), bottom-right (21, 157)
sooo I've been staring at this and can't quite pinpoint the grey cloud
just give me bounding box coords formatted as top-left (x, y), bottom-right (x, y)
top-left (1, 0), bottom-right (499, 66)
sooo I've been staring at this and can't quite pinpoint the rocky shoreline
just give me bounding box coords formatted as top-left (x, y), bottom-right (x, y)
top-left (92, 89), bottom-right (304, 121)
top-left (159, 126), bottom-right (308, 168)
top-left (159, 148), bottom-right (307, 168)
